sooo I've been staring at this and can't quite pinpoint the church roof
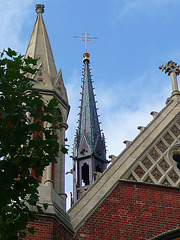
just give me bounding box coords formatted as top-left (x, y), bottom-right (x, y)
top-left (68, 67), bottom-right (180, 231)
top-left (25, 4), bottom-right (68, 107)
top-left (25, 4), bottom-right (57, 80)
top-left (73, 53), bottom-right (106, 160)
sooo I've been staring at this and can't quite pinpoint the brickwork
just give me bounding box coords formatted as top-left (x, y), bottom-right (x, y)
top-left (53, 217), bottom-right (73, 240)
top-left (73, 181), bottom-right (180, 240)
top-left (24, 215), bottom-right (73, 240)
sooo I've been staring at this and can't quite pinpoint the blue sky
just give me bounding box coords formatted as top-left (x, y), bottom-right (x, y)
top-left (1, 0), bottom-right (180, 208)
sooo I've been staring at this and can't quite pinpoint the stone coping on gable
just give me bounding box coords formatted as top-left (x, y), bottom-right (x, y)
top-left (68, 99), bottom-right (180, 231)
top-left (151, 228), bottom-right (180, 240)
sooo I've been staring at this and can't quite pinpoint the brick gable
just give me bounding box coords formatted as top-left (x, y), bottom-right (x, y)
top-left (73, 181), bottom-right (180, 240)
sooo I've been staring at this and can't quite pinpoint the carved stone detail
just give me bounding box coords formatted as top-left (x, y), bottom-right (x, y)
top-left (168, 170), bottom-right (179, 183)
top-left (163, 133), bottom-right (174, 145)
top-left (177, 119), bottom-right (180, 126)
top-left (162, 179), bottom-right (171, 186)
top-left (123, 140), bottom-right (131, 147)
top-left (171, 147), bottom-right (180, 157)
top-left (159, 61), bottom-right (180, 94)
top-left (150, 111), bottom-right (159, 118)
top-left (109, 155), bottom-right (117, 163)
top-left (36, 78), bottom-right (45, 86)
top-left (165, 97), bottom-right (171, 105)
top-left (142, 157), bottom-right (153, 170)
top-left (127, 174), bottom-right (136, 181)
top-left (77, 188), bottom-right (85, 198)
top-left (123, 120), bottom-right (180, 187)
top-left (137, 126), bottom-right (146, 132)
top-left (170, 125), bottom-right (180, 137)
top-left (59, 123), bottom-right (68, 130)
top-left (134, 166), bottom-right (145, 179)
top-left (149, 148), bottom-right (160, 161)
top-left (94, 172), bottom-right (102, 181)
top-left (159, 61), bottom-right (180, 76)
top-left (35, 4), bottom-right (45, 14)
top-left (145, 176), bottom-right (153, 184)
top-left (159, 159), bottom-right (170, 172)
top-left (152, 168), bottom-right (162, 181)
top-left (156, 141), bottom-right (168, 153)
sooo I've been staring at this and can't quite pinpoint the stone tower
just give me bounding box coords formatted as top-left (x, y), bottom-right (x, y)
top-left (25, 4), bottom-right (70, 207)
top-left (72, 52), bottom-right (107, 202)
top-left (23, 6), bottom-right (73, 238)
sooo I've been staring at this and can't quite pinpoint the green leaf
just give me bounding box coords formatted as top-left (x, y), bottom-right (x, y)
top-left (61, 146), bottom-right (68, 154)
top-left (0, 48), bottom-right (63, 238)
top-left (43, 203), bottom-right (48, 210)
top-left (5, 48), bottom-right (17, 58)
top-left (28, 227), bottom-right (35, 235)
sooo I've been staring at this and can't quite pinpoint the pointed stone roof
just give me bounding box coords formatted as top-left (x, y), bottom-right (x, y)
top-left (25, 4), bottom-right (69, 108)
top-left (73, 53), bottom-right (106, 160)
top-left (25, 4), bottom-right (57, 81)
top-left (68, 89), bottom-right (180, 231)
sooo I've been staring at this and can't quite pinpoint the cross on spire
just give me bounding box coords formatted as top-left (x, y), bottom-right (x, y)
top-left (159, 60), bottom-right (180, 96)
top-left (74, 31), bottom-right (98, 53)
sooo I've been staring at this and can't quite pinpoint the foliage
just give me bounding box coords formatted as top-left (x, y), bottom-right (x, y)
top-left (0, 48), bottom-right (62, 239)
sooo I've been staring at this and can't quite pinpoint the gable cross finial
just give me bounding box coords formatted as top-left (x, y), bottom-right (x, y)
top-left (159, 61), bottom-right (180, 96)
top-left (74, 31), bottom-right (98, 53)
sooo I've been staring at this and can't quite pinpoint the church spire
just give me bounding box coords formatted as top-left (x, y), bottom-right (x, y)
top-left (77, 53), bottom-right (103, 154)
top-left (25, 4), bottom-right (68, 101)
top-left (72, 52), bottom-right (107, 203)
top-left (25, 4), bottom-right (57, 81)
top-left (24, 4), bottom-right (69, 199)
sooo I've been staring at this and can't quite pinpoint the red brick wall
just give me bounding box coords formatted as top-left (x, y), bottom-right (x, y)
top-left (73, 181), bottom-right (180, 240)
top-left (24, 215), bottom-right (73, 240)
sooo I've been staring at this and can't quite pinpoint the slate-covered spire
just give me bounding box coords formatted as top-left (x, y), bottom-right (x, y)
top-left (72, 53), bottom-right (107, 203)
top-left (76, 53), bottom-right (105, 157)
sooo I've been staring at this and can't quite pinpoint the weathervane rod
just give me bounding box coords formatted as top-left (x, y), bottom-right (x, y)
top-left (74, 30), bottom-right (98, 53)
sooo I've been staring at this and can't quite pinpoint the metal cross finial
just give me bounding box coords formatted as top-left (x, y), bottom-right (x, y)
top-left (74, 31), bottom-right (98, 53)
top-left (159, 60), bottom-right (180, 95)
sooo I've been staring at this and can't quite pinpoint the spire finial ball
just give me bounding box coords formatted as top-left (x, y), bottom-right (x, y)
top-left (35, 4), bottom-right (45, 14)
top-left (83, 52), bottom-right (90, 61)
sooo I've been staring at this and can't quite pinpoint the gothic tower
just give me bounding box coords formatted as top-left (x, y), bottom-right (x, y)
top-left (72, 52), bottom-right (107, 202)
top-left (25, 4), bottom-right (70, 205)
top-left (22, 5), bottom-right (74, 237)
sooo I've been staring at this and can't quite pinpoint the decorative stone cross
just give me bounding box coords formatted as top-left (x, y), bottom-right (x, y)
top-left (159, 61), bottom-right (180, 95)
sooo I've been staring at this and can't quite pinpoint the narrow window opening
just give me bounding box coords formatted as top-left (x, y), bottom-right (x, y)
top-left (96, 164), bottom-right (102, 173)
top-left (172, 154), bottom-right (180, 169)
top-left (81, 163), bottom-right (89, 186)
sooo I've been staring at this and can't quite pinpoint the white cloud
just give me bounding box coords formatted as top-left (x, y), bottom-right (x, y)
top-left (104, 98), bottom-right (167, 157)
top-left (113, 0), bottom-right (175, 22)
top-left (65, 66), bottom-right (171, 209)
top-left (65, 66), bottom-right (171, 161)
top-left (90, 69), bottom-right (171, 157)
top-left (0, 0), bottom-right (34, 52)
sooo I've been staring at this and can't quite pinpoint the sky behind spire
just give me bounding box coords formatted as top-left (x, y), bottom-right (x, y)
top-left (1, 0), bottom-right (180, 208)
